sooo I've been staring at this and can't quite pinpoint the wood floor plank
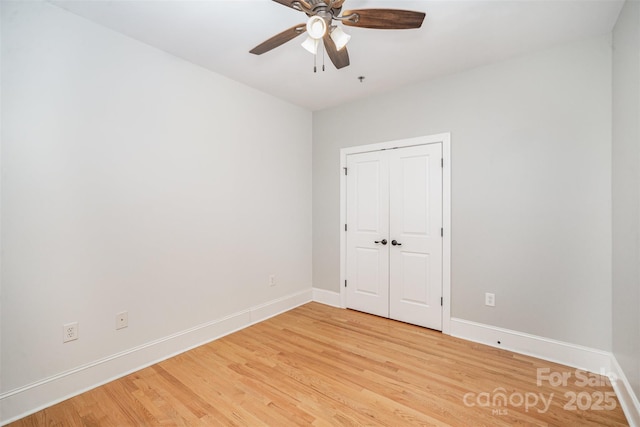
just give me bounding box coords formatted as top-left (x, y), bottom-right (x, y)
top-left (8, 303), bottom-right (629, 426)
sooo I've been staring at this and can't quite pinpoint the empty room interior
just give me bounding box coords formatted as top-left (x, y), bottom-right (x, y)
top-left (1, 0), bottom-right (640, 425)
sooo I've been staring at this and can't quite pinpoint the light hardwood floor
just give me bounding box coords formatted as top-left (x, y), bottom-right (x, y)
top-left (10, 302), bottom-right (628, 426)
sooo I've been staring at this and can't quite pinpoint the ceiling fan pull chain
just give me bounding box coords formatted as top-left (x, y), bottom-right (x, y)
top-left (322, 41), bottom-right (326, 72)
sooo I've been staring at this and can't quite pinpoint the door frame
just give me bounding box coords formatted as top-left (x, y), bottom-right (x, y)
top-left (339, 133), bottom-right (452, 334)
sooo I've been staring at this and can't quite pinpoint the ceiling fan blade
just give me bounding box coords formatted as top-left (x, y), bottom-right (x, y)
top-left (250, 24), bottom-right (306, 55)
top-left (342, 9), bottom-right (426, 29)
top-left (323, 34), bottom-right (350, 69)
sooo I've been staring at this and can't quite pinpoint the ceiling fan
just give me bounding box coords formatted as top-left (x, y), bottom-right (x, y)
top-left (250, 0), bottom-right (426, 70)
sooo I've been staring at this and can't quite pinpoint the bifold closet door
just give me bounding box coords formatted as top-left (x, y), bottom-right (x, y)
top-left (346, 143), bottom-right (443, 330)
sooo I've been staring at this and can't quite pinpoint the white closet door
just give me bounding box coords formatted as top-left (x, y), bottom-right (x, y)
top-left (388, 144), bottom-right (443, 329)
top-left (345, 151), bottom-right (390, 318)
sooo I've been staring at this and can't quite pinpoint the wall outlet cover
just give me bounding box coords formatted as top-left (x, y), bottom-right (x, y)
top-left (63, 322), bottom-right (78, 343)
top-left (116, 311), bottom-right (128, 330)
top-left (485, 293), bottom-right (496, 307)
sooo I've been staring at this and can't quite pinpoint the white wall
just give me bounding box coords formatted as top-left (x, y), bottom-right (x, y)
top-left (0, 0), bottom-right (311, 420)
top-left (612, 0), bottom-right (640, 401)
top-left (1, 0), bottom-right (629, 422)
top-left (313, 35), bottom-right (612, 351)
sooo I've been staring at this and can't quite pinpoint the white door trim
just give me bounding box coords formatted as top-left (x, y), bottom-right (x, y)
top-left (339, 133), bottom-right (452, 335)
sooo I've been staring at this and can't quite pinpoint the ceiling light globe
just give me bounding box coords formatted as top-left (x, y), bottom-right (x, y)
top-left (306, 16), bottom-right (327, 40)
top-left (301, 36), bottom-right (319, 55)
top-left (330, 26), bottom-right (351, 51)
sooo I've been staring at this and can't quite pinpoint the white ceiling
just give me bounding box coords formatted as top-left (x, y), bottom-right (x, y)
top-left (50, 0), bottom-right (624, 111)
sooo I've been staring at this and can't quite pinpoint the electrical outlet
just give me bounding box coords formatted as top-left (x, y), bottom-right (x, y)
top-left (269, 274), bottom-right (276, 287)
top-left (116, 311), bottom-right (128, 330)
top-left (63, 322), bottom-right (78, 343)
top-left (485, 293), bottom-right (495, 307)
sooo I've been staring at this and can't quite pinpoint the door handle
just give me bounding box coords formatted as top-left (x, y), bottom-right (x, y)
top-left (374, 239), bottom-right (388, 245)
top-left (391, 240), bottom-right (402, 246)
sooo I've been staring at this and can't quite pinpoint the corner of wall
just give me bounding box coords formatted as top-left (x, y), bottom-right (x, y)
top-left (611, 355), bottom-right (640, 427)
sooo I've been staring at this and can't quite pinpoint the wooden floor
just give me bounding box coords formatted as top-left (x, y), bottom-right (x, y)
top-left (10, 302), bottom-right (628, 426)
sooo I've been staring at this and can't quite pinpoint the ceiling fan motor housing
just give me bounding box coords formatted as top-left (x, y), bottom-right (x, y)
top-left (301, 0), bottom-right (343, 16)
top-left (289, 0), bottom-right (343, 27)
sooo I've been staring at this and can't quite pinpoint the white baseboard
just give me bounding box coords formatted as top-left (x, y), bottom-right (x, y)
top-left (312, 288), bottom-right (342, 307)
top-left (450, 317), bottom-right (612, 373)
top-left (451, 317), bottom-right (640, 426)
top-left (0, 289), bottom-right (312, 426)
top-left (610, 356), bottom-right (640, 427)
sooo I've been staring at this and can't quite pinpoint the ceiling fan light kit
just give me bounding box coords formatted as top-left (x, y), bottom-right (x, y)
top-left (301, 36), bottom-right (320, 54)
top-left (330, 26), bottom-right (350, 51)
top-left (306, 15), bottom-right (327, 39)
top-left (250, 0), bottom-right (426, 70)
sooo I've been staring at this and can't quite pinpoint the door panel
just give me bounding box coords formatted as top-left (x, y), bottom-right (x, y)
top-left (346, 151), bottom-right (389, 318)
top-left (399, 252), bottom-right (430, 304)
top-left (389, 144), bottom-right (443, 329)
top-left (354, 248), bottom-right (383, 295)
top-left (400, 155), bottom-right (430, 235)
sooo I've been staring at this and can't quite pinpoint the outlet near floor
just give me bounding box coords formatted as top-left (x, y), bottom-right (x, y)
top-left (269, 274), bottom-right (276, 287)
top-left (485, 293), bottom-right (495, 307)
top-left (63, 322), bottom-right (78, 343)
